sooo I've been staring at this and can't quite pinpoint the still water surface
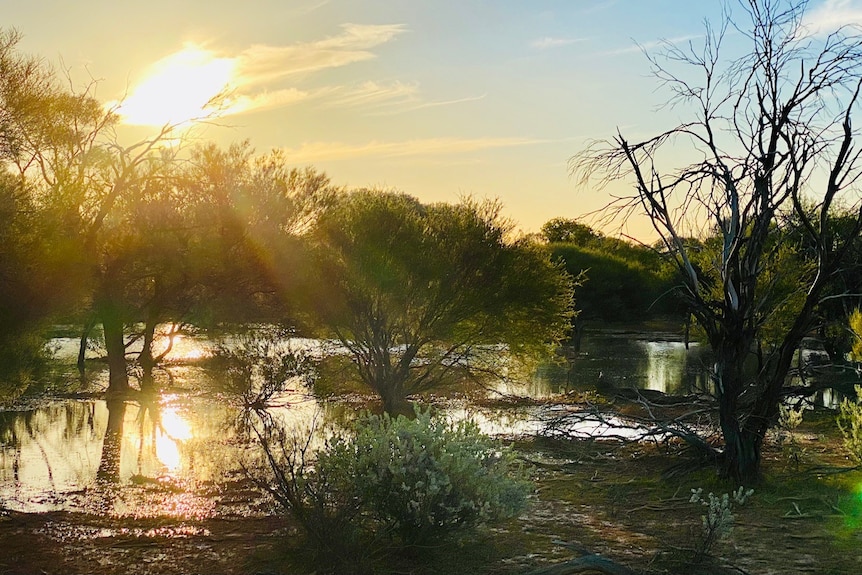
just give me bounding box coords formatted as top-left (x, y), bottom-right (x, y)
top-left (1, 328), bottom-right (709, 514)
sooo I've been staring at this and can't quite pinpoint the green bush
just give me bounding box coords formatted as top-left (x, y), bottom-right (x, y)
top-left (257, 407), bottom-right (530, 570)
top-left (325, 408), bottom-right (530, 545)
top-left (0, 331), bottom-right (53, 403)
top-left (838, 385), bottom-right (862, 463)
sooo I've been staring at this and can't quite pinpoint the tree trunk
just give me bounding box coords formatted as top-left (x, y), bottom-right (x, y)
top-left (102, 311), bottom-right (129, 394)
top-left (381, 391), bottom-right (413, 417)
top-left (720, 417), bottom-right (762, 484)
top-left (139, 319), bottom-right (157, 394)
top-left (713, 328), bottom-right (760, 483)
top-left (717, 383), bottom-right (760, 483)
top-left (77, 316), bottom-right (96, 381)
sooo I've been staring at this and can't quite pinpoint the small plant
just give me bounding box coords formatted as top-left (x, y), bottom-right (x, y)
top-left (778, 403), bottom-right (804, 431)
top-left (837, 385), bottom-right (862, 463)
top-left (689, 486), bottom-right (753, 559)
top-left (777, 403), bottom-right (806, 469)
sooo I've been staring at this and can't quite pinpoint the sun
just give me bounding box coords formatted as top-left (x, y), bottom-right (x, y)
top-left (115, 44), bottom-right (236, 127)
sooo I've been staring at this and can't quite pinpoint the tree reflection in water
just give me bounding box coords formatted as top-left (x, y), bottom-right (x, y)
top-left (95, 398), bottom-right (126, 483)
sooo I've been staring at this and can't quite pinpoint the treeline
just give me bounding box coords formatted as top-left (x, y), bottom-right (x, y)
top-left (540, 218), bottom-right (682, 326)
top-left (6, 24), bottom-right (862, 412)
top-left (542, 214), bottom-right (862, 364)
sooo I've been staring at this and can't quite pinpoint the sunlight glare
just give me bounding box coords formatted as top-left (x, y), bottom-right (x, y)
top-left (155, 406), bottom-right (193, 472)
top-left (115, 44), bottom-right (236, 127)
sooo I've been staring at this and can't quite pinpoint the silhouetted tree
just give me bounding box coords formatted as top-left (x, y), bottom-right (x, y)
top-left (573, 0), bottom-right (862, 482)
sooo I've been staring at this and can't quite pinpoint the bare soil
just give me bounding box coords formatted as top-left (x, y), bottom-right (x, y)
top-left (2, 401), bottom-right (862, 575)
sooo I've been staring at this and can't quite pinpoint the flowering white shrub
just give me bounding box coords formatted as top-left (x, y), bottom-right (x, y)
top-left (256, 406), bottom-right (529, 570)
top-left (318, 407), bottom-right (530, 545)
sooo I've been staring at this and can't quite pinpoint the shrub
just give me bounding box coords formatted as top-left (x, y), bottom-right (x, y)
top-left (329, 408), bottom-right (530, 545)
top-left (838, 385), bottom-right (862, 463)
top-left (256, 407), bottom-right (530, 571)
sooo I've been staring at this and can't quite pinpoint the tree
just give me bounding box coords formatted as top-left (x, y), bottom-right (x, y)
top-left (305, 190), bottom-right (574, 413)
top-left (573, 0), bottom-right (862, 482)
top-left (178, 141), bottom-right (337, 328)
top-left (0, 27), bottom-right (187, 394)
top-left (541, 217), bottom-right (602, 245)
top-left (549, 244), bottom-right (675, 321)
top-left (0, 28), bottom-right (103, 392)
top-left (79, 141), bottom-right (336, 393)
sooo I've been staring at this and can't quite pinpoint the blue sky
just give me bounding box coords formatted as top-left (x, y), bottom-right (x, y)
top-left (8, 1), bottom-right (862, 239)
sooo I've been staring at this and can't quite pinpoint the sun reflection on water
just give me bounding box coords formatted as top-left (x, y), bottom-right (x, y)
top-left (165, 334), bottom-right (209, 361)
top-left (154, 405), bottom-right (193, 473)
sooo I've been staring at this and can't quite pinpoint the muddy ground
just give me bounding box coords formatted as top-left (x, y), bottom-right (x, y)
top-left (2, 398), bottom-right (862, 575)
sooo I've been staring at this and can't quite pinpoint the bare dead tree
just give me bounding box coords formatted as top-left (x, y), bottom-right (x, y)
top-left (571, 0), bottom-right (862, 483)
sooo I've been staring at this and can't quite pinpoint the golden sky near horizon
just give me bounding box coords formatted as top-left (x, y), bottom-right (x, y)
top-left (8, 0), bottom-right (862, 240)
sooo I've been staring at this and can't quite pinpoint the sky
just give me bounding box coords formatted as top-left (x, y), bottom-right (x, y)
top-left (7, 0), bottom-right (862, 240)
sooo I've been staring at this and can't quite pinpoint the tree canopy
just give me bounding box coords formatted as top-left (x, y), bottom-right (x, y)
top-left (304, 190), bottom-right (575, 413)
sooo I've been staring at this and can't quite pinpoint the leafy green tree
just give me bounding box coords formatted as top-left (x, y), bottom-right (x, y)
top-left (304, 190), bottom-right (574, 413)
top-left (574, 1), bottom-right (862, 482)
top-left (550, 245), bottom-right (673, 321)
top-left (541, 217), bottom-right (602, 245)
top-left (541, 219), bottom-right (682, 346)
top-left (0, 173), bottom-right (59, 397)
top-left (178, 141), bottom-right (337, 328)
top-left (0, 28), bottom-right (187, 394)
top-left (0, 29), bottom-right (103, 393)
top-left (80, 142), bottom-right (336, 392)
top-left (788, 208), bottom-right (862, 363)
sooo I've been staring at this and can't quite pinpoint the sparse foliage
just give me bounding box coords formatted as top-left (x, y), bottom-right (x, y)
top-left (849, 308), bottom-right (862, 363)
top-left (572, 0), bottom-right (862, 482)
top-left (212, 326), bottom-right (317, 413)
top-left (838, 385), bottom-right (862, 463)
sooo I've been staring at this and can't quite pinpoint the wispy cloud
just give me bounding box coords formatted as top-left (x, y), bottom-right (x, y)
top-left (367, 93), bottom-right (487, 116)
top-left (399, 93), bottom-right (487, 111)
top-left (292, 0), bottom-right (330, 16)
top-left (531, 36), bottom-right (586, 50)
top-left (222, 87), bottom-right (313, 115)
top-left (319, 80), bottom-right (419, 109)
top-left (803, 0), bottom-right (862, 34)
top-left (316, 81), bottom-right (486, 115)
top-left (117, 22), bottom-right (484, 125)
top-left (234, 23), bottom-right (407, 87)
top-left (283, 137), bottom-right (546, 162)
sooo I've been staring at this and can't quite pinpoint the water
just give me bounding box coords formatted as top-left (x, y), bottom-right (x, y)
top-left (506, 329), bottom-right (713, 397)
top-left (1, 327), bottom-right (716, 514)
